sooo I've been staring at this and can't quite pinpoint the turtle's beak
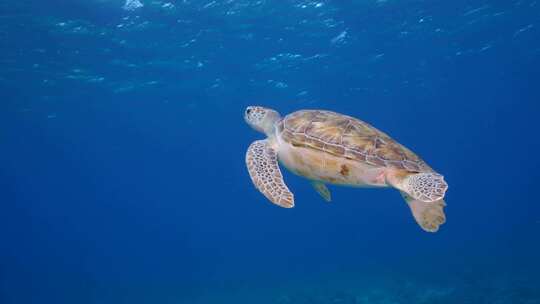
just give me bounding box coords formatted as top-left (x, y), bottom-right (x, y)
top-left (244, 106), bottom-right (257, 129)
top-left (244, 107), bottom-right (253, 123)
top-left (244, 106), bottom-right (265, 133)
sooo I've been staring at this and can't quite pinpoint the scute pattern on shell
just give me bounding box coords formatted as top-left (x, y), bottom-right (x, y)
top-left (279, 110), bottom-right (431, 172)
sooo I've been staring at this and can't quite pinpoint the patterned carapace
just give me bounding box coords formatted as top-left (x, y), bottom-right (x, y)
top-left (278, 110), bottom-right (432, 173)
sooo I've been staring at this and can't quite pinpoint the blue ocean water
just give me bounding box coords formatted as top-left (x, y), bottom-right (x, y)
top-left (1, 0), bottom-right (539, 303)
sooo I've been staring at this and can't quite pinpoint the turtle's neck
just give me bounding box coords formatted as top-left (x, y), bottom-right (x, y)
top-left (261, 111), bottom-right (281, 137)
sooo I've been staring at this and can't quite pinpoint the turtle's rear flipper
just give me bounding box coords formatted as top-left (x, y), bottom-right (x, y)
top-left (402, 172), bottom-right (448, 203)
top-left (312, 181), bottom-right (331, 202)
top-left (401, 191), bottom-right (446, 232)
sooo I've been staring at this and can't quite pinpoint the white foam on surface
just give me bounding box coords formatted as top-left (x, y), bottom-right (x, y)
top-left (123, 0), bottom-right (143, 11)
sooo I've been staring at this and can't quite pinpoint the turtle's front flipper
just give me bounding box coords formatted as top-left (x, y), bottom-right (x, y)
top-left (401, 191), bottom-right (446, 232)
top-left (246, 140), bottom-right (294, 208)
top-left (312, 181), bottom-right (331, 202)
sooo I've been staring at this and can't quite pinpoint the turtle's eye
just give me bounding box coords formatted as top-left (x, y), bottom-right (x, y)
top-left (247, 108), bottom-right (252, 115)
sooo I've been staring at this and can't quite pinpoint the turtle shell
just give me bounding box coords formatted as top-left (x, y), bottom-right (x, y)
top-left (278, 110), bottom-right (431, 172)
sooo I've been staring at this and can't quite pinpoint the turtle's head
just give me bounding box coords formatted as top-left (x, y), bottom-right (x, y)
top-left (244, 106), bottom-right (281, 136)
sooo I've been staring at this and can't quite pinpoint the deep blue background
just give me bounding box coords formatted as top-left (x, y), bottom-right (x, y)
top-left (1, 0), bottom-right (539, 303)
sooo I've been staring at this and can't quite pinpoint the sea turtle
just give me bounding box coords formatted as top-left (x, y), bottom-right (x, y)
top-left (244, 106), bottom-right (449, 232)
